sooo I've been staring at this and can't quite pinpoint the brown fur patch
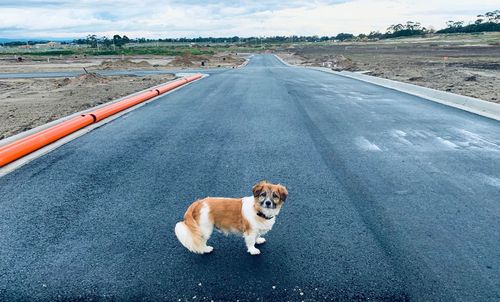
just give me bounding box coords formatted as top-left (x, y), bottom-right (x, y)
top-left (182, 200), bottom-right (204, 246)
top-left (203, 198), bottom-right (251, 234)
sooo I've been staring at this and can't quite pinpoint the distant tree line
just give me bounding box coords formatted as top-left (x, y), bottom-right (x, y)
top-left (2, 10), bottom-right (499, 47)
top-left (70, 35), bottom-right (334, 46)
top-left (437, 10), bottom-right (500, 33)
top-left (330, 10), bottom-right (500, 40)
top-left (73, 34), bottom-right (130, 48)
top-left (0, 40), bottom-right (67, 47)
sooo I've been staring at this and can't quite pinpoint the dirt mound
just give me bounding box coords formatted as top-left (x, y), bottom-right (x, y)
top-left (324, 55), bottom-right (356, 71)
top-left (55, 77), bottom-right (72, 88)
top-left (167, 55), bottom-right (195, 67)
top-left (54, 73), bottom-right (107, 87)
top-left (300, 54), bottom-right (357, 71)
top-left (98, 59), bottom-right (153, 70)
top-left (71, 73), bottom-right (108, 85)
top-left (213, 54), bottom-right (243, 64)
top-left (167, 52), bottom-right (213, 67)
top-left (168, 53), bottom-right (202, 67)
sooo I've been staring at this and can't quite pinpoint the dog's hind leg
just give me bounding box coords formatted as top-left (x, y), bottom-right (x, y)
top-left (199, 203), bottom-right (214, 253)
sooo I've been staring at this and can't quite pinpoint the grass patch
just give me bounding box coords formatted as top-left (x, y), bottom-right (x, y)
top-left (16, 49), bottom-right (76, 56)
top-left (2, 46), bottom-right (214, 57)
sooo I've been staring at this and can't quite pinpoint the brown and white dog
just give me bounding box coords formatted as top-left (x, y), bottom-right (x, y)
top-left (174, 180), bottom-right (288, 255)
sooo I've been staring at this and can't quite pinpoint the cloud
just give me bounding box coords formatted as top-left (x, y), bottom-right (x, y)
top-left (0, 0), bottom-right (498, 38)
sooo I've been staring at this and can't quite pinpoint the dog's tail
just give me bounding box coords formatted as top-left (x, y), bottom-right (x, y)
top-left (175, 201), bottom-right (205, 254)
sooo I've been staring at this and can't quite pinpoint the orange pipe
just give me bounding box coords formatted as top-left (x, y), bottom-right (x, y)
top-left (0, 114), bottom-right (95, 150)
top-left (156, 81), bottom-right (185, 94)
top-left (92, 90), bottom-right (159, 122)
top-left (184, 74), bottom-right (203, 82)
top-left (0, 115), bottom-right (95, 167)
top-left (0, 74), bottom-right (202, 167)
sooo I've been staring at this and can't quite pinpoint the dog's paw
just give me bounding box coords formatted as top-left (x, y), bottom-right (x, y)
top-left (256, 237), bottom-right (266, 245)
top-left (203, 246), bottom-right (214, 253)
top-left (248, 247), bottom-right (261, 255)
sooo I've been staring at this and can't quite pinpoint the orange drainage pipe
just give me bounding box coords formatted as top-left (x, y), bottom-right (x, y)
top-left (92, 90), bottom-right (159, 122)
top-left (0, 115), bottom-right (95, 167)
top-left (0, 74), bottom-right (203, 167)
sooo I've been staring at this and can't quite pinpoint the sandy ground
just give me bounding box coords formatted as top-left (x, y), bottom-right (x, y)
top-left (166, 52), bottom-right (245, 68)
top-left (0, 52), bottom-right (245, 73)
top-left (0, 56), bottom-right (171, 73)
top-left (0, 52), bottom-right (247, 140)
top-left (0, 73), bottom-right (175, 139)
top-left (276, 37), bottom-right (500, 103)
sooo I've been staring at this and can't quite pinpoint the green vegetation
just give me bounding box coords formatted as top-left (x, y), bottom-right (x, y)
top-left (2, 46), bottom-right (214, 57)
top-left (17, 49), bottom-right (76, 56)
top-left (437, 10), bottom-right (500, 34)
top-left (1, 10), bottom-right (498, 57)
top-left (334, 33), bottom-right (354, 41)
top-left (366, 11), bottom-right (499, 40)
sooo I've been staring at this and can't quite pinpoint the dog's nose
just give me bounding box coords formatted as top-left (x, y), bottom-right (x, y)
top-left (265, 201), bottom-right (271, 206)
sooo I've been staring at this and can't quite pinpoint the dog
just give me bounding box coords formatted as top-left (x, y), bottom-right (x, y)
top-left (174, 180), bottom-right (288, 255)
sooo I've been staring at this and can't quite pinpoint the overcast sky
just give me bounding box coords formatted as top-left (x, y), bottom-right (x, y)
top-left (0, 0), bottom-right (498, 39)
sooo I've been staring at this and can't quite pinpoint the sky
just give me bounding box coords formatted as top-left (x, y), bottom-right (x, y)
top-left (0, 0), bottom-right (498, 39)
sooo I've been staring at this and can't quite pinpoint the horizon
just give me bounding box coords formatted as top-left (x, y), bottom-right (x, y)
top-left (0, 1), bottom-right (498, 40)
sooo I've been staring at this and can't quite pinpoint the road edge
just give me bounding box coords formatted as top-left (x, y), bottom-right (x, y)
top-left (0, 73), bottom-right (208, 177)
top-left (274, 54), bottom-right (500, 122)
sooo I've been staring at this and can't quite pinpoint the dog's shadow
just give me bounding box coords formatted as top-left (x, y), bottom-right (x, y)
top-left (181, 232), bottom-right (288, 275)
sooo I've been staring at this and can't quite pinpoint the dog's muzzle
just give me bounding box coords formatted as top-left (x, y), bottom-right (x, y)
top-left (262, 200), bottom-right (274, 209)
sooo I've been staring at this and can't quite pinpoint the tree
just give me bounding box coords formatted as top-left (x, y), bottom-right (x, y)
top-left (101, 36), bottom-right (112, 48)
top-left (484, 10), bottom-right (500, 23)
top-left (443, 21), bottom-right (464, 33)
top-left (335, 33), bottom-right (354, 41)
top-left (368, 31), bottom-right (383, 39)
top-left (86, 34), bottom-right (98, 48)
top-left (405, 21), bottom-right (421, 30)
top-left (384, 21), bottom-right (426, 38)
top-left (113, 35), bottom-right (124, 47)
top-left (387, 24), bottom-right (404, 34)
top-left (437, 10), bottom-right (500, 33)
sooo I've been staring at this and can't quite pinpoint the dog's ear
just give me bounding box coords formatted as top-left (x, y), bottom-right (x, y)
top-left (277, 184), bottom-right (288, 202)
top-left (252, 180), bottom-right (268, 197)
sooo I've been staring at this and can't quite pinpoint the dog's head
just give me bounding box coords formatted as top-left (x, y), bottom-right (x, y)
top-left (252, 180), bottom-right (288, 216)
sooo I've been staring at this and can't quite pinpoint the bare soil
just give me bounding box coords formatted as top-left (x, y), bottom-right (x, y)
top-left (0, 56), bottom-right (173, 73)
top-left (0, 52), bottom-right (246, 73)
top-left (0, 74), bottom-right (175, 140)
top-left (97, 59), bottom-right (156, 70)
top-left (0, 52), bottom-right (247, 141)
top-left (277, 37), bottom-right (500, 103)
top-left (166, 52), bottom-right (245, 68)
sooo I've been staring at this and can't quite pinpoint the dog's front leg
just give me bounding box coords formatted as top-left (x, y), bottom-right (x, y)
top-left (244, 233), bottom-right (260, 255)
top-left (256, 236), bottom-right (266, 244)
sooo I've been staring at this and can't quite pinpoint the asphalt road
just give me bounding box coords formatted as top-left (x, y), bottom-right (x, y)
top-left (1, 54), bottom-right (499, 301)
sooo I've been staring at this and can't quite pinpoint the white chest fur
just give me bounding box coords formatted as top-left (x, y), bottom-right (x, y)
top-left (241, 196), bottom-right (277, 235)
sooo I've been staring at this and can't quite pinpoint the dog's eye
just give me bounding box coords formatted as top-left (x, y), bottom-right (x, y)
top-left (260, 192), bottom-right (266, 197)
top-left (273, 193), bottom-right (278, 199)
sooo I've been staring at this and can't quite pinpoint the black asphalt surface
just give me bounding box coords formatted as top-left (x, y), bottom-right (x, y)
top-left (1, 54), bottom-right (499, 301)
